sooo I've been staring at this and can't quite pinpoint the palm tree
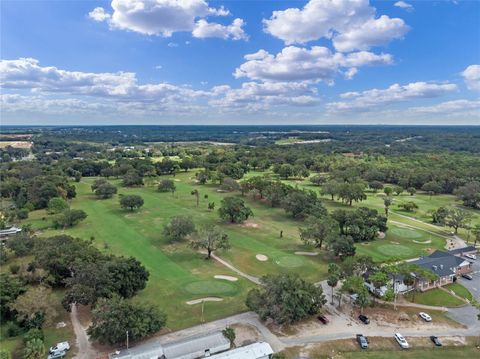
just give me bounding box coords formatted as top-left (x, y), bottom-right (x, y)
top-left (23, 338), bottom-right (45, 359)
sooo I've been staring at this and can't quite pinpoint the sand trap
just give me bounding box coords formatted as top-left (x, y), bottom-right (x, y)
top-left (295, 251), bottom-right (319, 256)
top-left (214, 275), bottom-right (238, 282)
top-left (240, 220), bottom-right (259, 228)
top-left (186, 297), bottom-right (223, 305)
top-left (377, 231), bottom-right (386, 239)
top-left (174, 179), bottom-right (181, 182)
top-left (413, 239), bottom-right (431, 244)
top-left (256, 254), bottom-right (268, 261)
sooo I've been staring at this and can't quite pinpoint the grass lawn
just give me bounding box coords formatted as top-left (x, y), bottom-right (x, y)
top-left (21, 172), bottom-right (331, 330)
top-left (445, 283), bottom-right (473, 302)
top-left (341, 347), bottom-right (480, 359)
top-left (404, 288), bottom-right (465, 308)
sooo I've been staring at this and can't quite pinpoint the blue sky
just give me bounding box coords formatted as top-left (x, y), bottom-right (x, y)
top-left (1, 0), bottom-right (479, 125)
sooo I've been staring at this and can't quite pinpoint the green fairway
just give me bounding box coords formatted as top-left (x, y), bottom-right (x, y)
top-left (390, 227), bottom-right (423, 239)
top-left (23, 172), bottom-right (331, 329)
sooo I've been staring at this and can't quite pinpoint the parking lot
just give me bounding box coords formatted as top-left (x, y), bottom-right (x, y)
top-left (457, 256), bottom-right (480, 300)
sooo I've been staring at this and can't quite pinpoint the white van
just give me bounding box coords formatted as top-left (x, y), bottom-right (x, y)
top-left (49, 342), bottom-right (70, 354)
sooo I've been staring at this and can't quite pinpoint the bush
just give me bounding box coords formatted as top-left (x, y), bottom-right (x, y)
top-left (9, 264), bottom-right (20, 275)
top-left (16, 209), bottom-right (29, 220)
top-left (4, 321), bottom-right (22, 337)
top-left (23, 328), bottom-right (44, 344)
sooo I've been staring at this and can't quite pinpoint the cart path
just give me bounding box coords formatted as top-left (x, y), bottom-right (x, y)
top-left (71, 304), bottom-right (98, 359)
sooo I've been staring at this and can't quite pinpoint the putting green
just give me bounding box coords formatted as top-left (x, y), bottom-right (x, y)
top-left (275, 255), bottom-right (304, 268)
top-left (391, 227), bottom-right (422, 239)
top-left (377, 244), bottom-right (414, 257)
top-left (184, 280), bottom-right (237, 295)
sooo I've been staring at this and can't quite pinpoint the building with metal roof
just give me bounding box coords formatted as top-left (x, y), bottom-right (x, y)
top-left (208, 342), bottom-right (273, 359)
top-left (108, 331), bottom-right (230, 359)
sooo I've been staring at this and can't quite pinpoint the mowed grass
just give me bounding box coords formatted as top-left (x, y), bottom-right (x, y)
top-left (246, 170), bottom-right (473, 262)
top-left (340, 347), bottom-right (480, 359)
top-left (445, 283), bottom-right (473, 302)
top-left (25, 172), bottom-right (330, 329)
top-left (404, 288), bottom-right (465, 308)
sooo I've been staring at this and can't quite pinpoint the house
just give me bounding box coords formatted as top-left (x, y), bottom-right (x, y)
top-left (409, 250), bottom-right (473, 291)
top-left (207, 342), bottom-right (273, 359)
top-left (448, 246), bottom-right (478, 257)
top-left (108, 331), bottom-right (230, 359)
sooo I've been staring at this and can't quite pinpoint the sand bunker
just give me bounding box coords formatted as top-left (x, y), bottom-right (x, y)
top-left (186, 297), bottom-right (223, 305)
top-left (240, 220), bottom-right (259, 228)
top-left (377, 231), bottom-right (386, 239)
top-left (214, 275), bottom-right (238, 282)
top-left (413, 239), bottom-right (432, 244)
top-left (256, 254), bottom-right (268, 261)
top-left (295, 251), bottom-right (319, 256)
top-left (174, 179), bottom-right (181, 182)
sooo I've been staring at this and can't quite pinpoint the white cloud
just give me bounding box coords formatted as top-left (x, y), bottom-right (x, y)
top-left (263, 0), bottom-right (409, 52)
top-left (234, 46), bottom-right (393, 83)
top-left (167, 42), bottom-right (178, 47)
top-left (88, 7), bottom-right (111, 22)
top-left (394, 1), bottom-right (414, 11)
top-left (333, 15), bottom-right (408, 52)
top-left (327, 81), bottom-right (458, 111)
top-left (0, 57), bottom-right (321, 120)
top-left (462, 64), bottom-right (480, 91)
top-left (88, 0), bottom-right (246, 40)
top-left (192, 18), bottom-right (247, 40)
top-left (410, 99), bottom-right (480, 113)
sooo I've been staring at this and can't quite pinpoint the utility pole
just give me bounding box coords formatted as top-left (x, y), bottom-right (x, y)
top-left (126, 330), bottom-right (129, 350)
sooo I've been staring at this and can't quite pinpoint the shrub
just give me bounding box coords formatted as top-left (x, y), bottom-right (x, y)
top-left (4, 321), bottom-right (22, 337)
top-left (9, 264), bottom-right (20, 275)
top-left (23, 328), bottom-right (44, 344)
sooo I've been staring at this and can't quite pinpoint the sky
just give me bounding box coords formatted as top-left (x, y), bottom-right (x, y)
top-left (0, 0), bottom-right (479, 125)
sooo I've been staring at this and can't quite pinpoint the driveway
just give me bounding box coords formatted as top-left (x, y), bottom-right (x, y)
top-left (456, 257), bottom-right (480, 300)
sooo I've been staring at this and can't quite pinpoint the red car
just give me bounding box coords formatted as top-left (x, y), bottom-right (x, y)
top-left (317, 315), bottom-right (329, 324)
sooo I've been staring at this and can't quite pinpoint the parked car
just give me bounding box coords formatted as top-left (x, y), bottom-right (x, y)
top-left (394, 333), bottom-right (409, 349)
top-left (462, 273), bottom-right (473, 280)
top-left (358, 314), bottom-right (370, 324)
top-left (356, 334), bottom-right (369, 349)
top-left (47, 351), bottom-right (66, 359)
top-left (317, 315), bottom-right (329, 324)
top-left (419, 312), bottom-right (432, 322)
top-left (49, 342), bottom-right (70, 354)
top-left (430, 336), bottom-right (442, 346)
top-left (465, 253), bottom-right (476, 260)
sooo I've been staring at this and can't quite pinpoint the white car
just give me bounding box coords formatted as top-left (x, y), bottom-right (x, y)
top-left (465, 253), bottom-right (476, 260)
top-left (394, 333), bottom-right (409, 349)
top-left (49, 342), bottom-right (70, 354)
top-left (419, 312), bottom-right (432, 322)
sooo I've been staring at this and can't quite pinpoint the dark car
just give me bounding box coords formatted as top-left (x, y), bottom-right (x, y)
top-left (358, 314), bottom-right (370, 324)
top-left (356, 334), bottom-right (369, 349)
top-left (462, 273), bottom-right (473, 280)
top-left (317, 315), bottom-right (329, 324)
top-left (430, 336), bottom-right (442, 347)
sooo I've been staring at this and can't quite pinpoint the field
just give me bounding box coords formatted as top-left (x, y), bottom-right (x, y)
top-left (23, 172), bottom-right (332, 329)
top-left (14, 169), bottom-right (480, 331)
top-left (0, 141), bottom-right (32, 148)
top-left (404, 288), bottom-right (465, 307)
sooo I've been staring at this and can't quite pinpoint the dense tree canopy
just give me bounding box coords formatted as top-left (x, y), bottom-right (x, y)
top-left (88, 295), bottom-right (166, 344)
top-left (246, 274), bottom-right (326, 324)
top-left (218, 197), bottom-right (253, 223)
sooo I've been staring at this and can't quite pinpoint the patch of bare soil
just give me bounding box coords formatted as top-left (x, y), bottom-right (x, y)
top-left (239, 220), bottom-right (260, 228)
top-left (230, 323), bottom-right (261, 347)
top-left (76, 304), bottom-right (92, 328)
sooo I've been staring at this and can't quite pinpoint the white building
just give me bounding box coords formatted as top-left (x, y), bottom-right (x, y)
top-left (208, 342), bottom-right (273, 359)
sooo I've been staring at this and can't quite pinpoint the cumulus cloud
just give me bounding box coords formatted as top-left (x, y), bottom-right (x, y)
top-left (410, 99), bottom-right (480, 113)
top-left (192, 18), bottom-right (247, 40)
top-left (234, 46), bottom-right (393, 83)
top-left (88, 7), bottom-right (111, 22)
top-left (462, 64), bottom-right (480, 91)
top-left (394, 1), bottom-right (414, 11)
top-left (327, 81), bottom-right (458, 111)
top-left (0, 57), bottom-right (322, 120)
top-left (88, 0), bottom-right (246, 40)
top-left (263, 0), bottom-right (409, 51)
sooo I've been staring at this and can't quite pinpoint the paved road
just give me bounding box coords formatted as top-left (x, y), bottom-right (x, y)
top-left (457, 258), bottom-right (480, 300)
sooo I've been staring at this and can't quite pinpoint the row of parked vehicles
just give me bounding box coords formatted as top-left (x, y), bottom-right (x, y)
top-left (356, 333), bottom-right (443, 350)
